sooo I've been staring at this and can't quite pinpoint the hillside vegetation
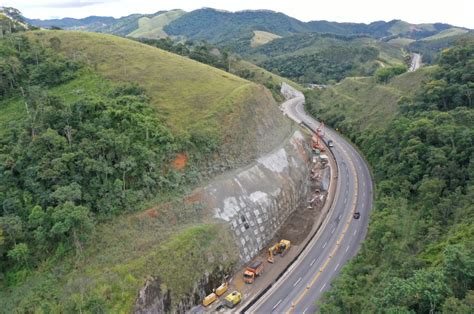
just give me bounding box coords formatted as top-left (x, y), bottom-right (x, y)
top-left (0, 30), bottom-right (290, 312)
top-left (128, 9), bottom-right (186, 39)
top-left (246, 33), bottom-right (406, 84)
top-left (307, 38), bottom-right (474, 313)
top-left (307, 67), bottom-right (434, 130)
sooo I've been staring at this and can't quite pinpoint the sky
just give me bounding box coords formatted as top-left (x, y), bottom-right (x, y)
top-left (2, 0), bottom-right (473, 28)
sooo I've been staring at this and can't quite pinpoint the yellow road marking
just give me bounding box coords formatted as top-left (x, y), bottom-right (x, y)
top-left (285, 145), bottom-right (359, 314)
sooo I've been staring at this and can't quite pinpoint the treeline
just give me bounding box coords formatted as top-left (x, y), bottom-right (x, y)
top-left (260, 45), bottom-right (380, 84)
top-left (306, 39), bottom-right (473, 312)
top-left (0, 36), bottom-right (185, 277)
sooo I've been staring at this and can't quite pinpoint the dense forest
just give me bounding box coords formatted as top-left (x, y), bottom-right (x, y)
top-left (260, 45), bottom-right (381, 84)
top-left (0, 36), bottom-right (190, 278)
top-left (306, 39), bottom-right (473, 312)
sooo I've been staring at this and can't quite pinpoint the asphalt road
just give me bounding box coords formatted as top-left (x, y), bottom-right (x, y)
top-left (409, 53), bottom-right (422, 72)
top-left (246, 95), bottom-right (374, 313)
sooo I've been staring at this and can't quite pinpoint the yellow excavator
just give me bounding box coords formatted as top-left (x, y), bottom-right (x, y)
top-left (268, 239), bottom-right (291, 263)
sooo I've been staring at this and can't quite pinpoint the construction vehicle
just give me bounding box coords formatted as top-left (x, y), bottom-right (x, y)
top-left (215, 281), bottom-right (228, 297)
top-left (243, 261), bottom-right (264, 284)
top-left (268, 239), bottom-right (291, 263)
top-left (202, 293), bottom-right (217, 307)
top-left (223, 291), bottom-right (242, 308)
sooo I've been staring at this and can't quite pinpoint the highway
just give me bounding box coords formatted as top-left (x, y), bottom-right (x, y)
top-left (409, 53), bottom-right (422, 72)
top-left (245, 93), bottom-right (374, 313)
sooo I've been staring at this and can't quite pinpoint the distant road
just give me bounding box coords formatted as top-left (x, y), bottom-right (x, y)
top-left (246, 93), bottom-right (374, 313)
top-left (409, 53), bottom-right (422, 71)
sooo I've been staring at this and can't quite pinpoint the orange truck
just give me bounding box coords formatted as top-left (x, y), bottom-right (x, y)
top-left (243, 261), bottom-right (264, 284)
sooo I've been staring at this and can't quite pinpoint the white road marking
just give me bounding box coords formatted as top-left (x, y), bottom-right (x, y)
top-left (362, 202), bottom-right (365, 208)
top-left (303, 307), bottom-right (309, 314)
top-left (272, 299), bottom-right (282, 310)
top-left (346, 245), bottom-right (350, 252)
top-left (339, 214), bottom-right (342, 220)
top-left (353, 230), bottom-right (357, 236)
top-left (344, 197), bottom-right (347, 204)
top-left (320, 282), bottom-right (327, 292)
top-left (335, 263), bottom-right (340, 271)
top-left (331, 227), bottom-right (336, 234)
top-left (310, 258), bottom-right (317, 266)
top-left (323, 241), bottom-right (327, 249)
top-left (293, 277), bottom-right (302, 287)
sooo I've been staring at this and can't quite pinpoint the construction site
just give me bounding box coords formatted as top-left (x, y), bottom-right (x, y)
top-left (190, 120), bottom-right (337, 313)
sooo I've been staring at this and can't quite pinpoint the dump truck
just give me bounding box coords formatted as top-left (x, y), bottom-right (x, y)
top-left (243, 261), bottom-right (264, 284)
top-left (202, 293), bottom-right (217, 307)
top-left (268, 239), bottom-right (291, 263)
top-left (223, 291), bottom-right (242, 308)
top-left (215, 281), bottom-right (228, 297)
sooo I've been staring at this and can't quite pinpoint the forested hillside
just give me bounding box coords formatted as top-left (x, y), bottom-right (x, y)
top-left (306, 39), bottom-right (474, 312)
top-left (0, 30), bottom-right (289, 312)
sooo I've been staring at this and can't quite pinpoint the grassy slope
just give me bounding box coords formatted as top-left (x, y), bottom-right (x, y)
top-left (421, 27), bottom-right (469, 41)
top-left (251, 30), bottom-right (281, 47)
top-left (0, 31), bottom-right (290, 311)
top-left (27, 31), bottom-right (253, 138)
top-left (310, 67), bottom-right (435, 130)
top-left (128, 10), bottom-right (186, 39)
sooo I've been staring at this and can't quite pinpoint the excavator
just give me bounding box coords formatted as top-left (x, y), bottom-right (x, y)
top-left (267, 239), bottom-right (291, 263)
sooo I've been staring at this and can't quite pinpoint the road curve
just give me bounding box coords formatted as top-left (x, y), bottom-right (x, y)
top-left (409, 53), bottom-right (422, 72)
top-left (245, 94), bottom-right (374, 313)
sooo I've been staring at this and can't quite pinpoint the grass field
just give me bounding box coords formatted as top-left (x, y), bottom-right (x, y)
top-left (308, 66), bottom-right (435, 131)
top-left (27, 31), bottom-right (256, 140)
top-left (388, 37), bottom-right (415, 47)
top-left (128, 10), bottom-right (186, 39)
top-left (251, 30), bottom-right (281, 47)
top-left (421, 27), bottom-right (469, 41)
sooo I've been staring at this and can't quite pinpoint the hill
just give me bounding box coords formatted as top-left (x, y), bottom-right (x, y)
top-left (243, 33), bottom-right (407, 84)
top-left (306, 38), bottom-right (474, 313)
top-left (305, 67), bottom-right (435, 130)
top-left (128, 9), bottom-right (186, 39)
top-left (25, 7), bottom-right (469, 44)
top-left (0, 30), bottom-right (290, 312)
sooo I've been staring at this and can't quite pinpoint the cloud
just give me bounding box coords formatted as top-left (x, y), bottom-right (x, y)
top-left (30, 0), bottom-right (113, 9)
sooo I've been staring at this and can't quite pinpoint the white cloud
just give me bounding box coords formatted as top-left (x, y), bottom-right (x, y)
top-left (3, 0), bottom-right (473, 28)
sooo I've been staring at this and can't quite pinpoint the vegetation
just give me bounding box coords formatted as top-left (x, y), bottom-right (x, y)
top-left (250, 30), bottom-right (281, 47)
top-left (374, 64), bottom-right (407, 83)
top-left (306, 38), bottom-right (474, 313)
top-left (128, 10), bottom-right (186, 39)
top-left (137, 37), bottom-right (302, 100)
top-left (0, 29), bottom-right (287, 311)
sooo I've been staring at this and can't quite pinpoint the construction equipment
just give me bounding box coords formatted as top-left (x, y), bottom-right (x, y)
top-left (243, 261), bottom-right (264, 284)
top-left (215, 281), bottom-right (228, 297)
top-left (223, 291), bottom-right (242, 308)
top-left (202, 293), bottom-right (217, 307)
top-left (268, 239), bottom-right (291, 263)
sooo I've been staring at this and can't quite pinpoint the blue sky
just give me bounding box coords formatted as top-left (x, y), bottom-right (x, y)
top-left (3, 0), bottom-right (473, 28)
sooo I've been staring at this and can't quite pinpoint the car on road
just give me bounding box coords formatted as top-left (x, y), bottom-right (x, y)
top-left (327, 140), bottom-right (334, 147)
top-left (353, 212), bottom-right (361, 219)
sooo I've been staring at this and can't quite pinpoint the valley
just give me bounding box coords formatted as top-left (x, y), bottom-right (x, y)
top-left (0, 4), bottom-right (473, 314)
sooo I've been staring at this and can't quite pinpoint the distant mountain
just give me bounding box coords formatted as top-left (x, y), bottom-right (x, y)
top-left (26, 7), bottom-right (469, 43)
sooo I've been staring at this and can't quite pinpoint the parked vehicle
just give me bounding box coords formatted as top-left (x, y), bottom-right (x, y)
top-left (243, 261), bottom-right (264, 284)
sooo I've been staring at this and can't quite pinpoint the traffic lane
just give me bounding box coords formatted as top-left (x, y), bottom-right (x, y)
top-left (289, 133), bottom-right (372, 312)
top-left (263, 138), bottom-right (360, 312)
top-left (252, 136), bottom-right (356, 313)
top-left (254, 158), bottom-right (354, 313)
top-left (293, 150), bottom-right (373, 312)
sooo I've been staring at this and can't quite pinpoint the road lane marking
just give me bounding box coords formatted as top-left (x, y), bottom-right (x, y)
top-left (353, 230), bottom-right (357, 236)
top-left (273, 299), bottom-right (282, 310)
top-left (310, 258), bottom-right (316, 266)
top-left (344, 197), bottom-right (347, 204)
top-left (346, 245), bottom-right (350, 252)
top-left (323, 241), bottom-right (327, 248)
top-left (335, 263), bottom-right (340, 271)
top-left (293, 277), bottom-right (302, 287)
top-left (319, 282), bottom-right (327, 292)
top-left (331, 227), bottom-right (336, 234)
top-left (303, 307), bottom-right (308, 314)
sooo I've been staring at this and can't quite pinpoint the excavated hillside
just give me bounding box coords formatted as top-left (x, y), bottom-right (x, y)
top-left (1, 31), bottom-right (298, 312)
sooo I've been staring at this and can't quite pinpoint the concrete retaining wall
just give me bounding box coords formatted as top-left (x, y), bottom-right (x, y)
top-left (203, 130), bottom-right (312, 263)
